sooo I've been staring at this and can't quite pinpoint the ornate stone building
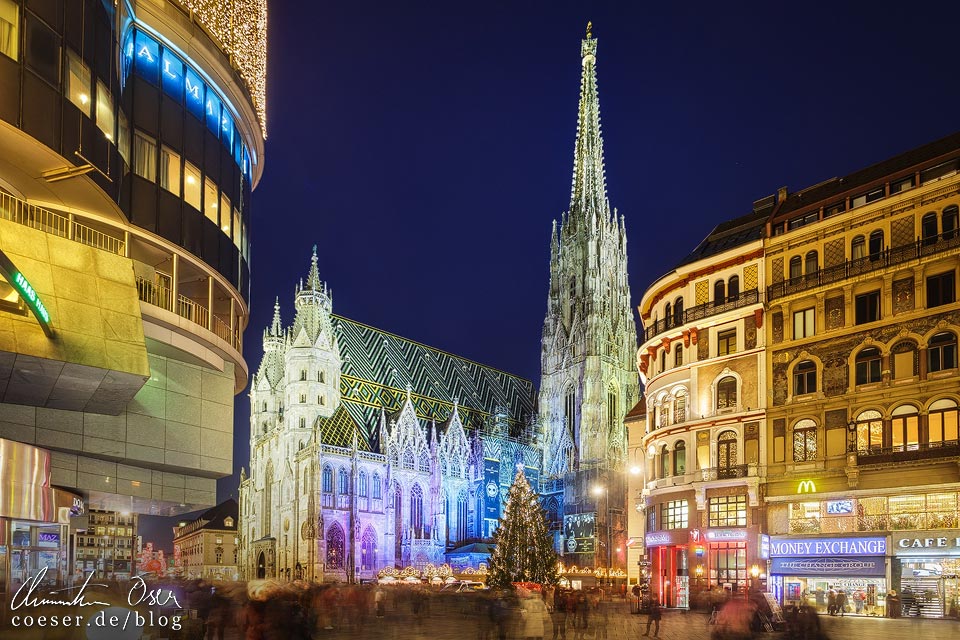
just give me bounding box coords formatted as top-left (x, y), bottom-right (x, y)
top-left (238, 251), bottom-right (539, 582)
top-left (538, 26), bottom-right (638, 572)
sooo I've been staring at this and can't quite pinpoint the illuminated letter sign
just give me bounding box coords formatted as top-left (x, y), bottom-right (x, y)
top-left (185, 68), bottom-right (205, 120)
top-left (0, 250), bottom-right (53, 337)
top-left (134, 31), bottom-right (159, 82)
top-left (161, 48), bottom-right (183, 99)
top-left (769, 536), bottom-right (886, 557)
top-left (797, 480), bottom-right (817, 494)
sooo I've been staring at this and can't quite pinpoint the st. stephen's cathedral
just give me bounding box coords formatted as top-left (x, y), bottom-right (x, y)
top-left (239, 27), bottom-right (638, 582)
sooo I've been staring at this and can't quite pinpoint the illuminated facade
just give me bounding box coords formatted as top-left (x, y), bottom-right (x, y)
top-left (0, 0), bottom-right (267, 591)
top-left (538, 26), bottom-right (638, 575)
top-left (239, 251), bottom-right (539, 582)
top-left (173, 498), bottom-right (239, 581)
top-left (763, 133), bottom-right (960, 618)
top-left (636, 206), bottom-right (768, 607)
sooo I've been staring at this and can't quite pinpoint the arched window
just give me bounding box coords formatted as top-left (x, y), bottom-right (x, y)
top-left (545, 496), bottom-right (560, 524)
top-left (716, 376), bottom-right (737, 410)
top-left (607, 386), bottom-right (618, 434)
top-left (337, 468), bottom-right (349, 495)
top-left (714, 280), bottom-right (725, 305)
top-left (673, 297), bottom-right (684, 324)
top-left (727, 276), bottom-right (740, 301)
top-left (393, 482), bottom-right (403, 557)
top-left (660, 444), bottom-right (670, 478)
top-left (922, 212), bottom-right (939, 245)
top-left (868, 230), bottom-right (884, 260)
top-left (891, 340), bottom-right (919, 380)
top-left (660, 348), bottom-right (666, 372)
top-left (891, 405), bottom-right (920, 452)
top-left (792, 419), bottom-right (817, 462)
top-left (664, 302), bottom-right (672, 326)
top-left (854, 409), bottom-right (883, 453)
top-left (418, 452), bottom-right (430, 473)
top-left (674, 389), bottom-right (687, 424)
top-left (673, 441), bottom-right (686, 476)
top-left (263, 463), bottom-right (274, 534)
top-left (855, 347), bottom-right (882, 385)
top-left (805, 251), bottom-right (818, 275)
top-left (410, 484), bottom-right (424, 538)
top-left (361, 527), bottom-right (377, 571)
top-left (372, 473), bottom-right (382, 500)
top-left (402, 450), bottom-right (415, 469)
top-left (928, 398), bottom-right (960, 446)
top-left (851, 235), bottom-right (866, 260)
top-left (674, 343), bottom-right (683, 367)
top-left (326, 524), bottom-right (345, 570)
top-left (928, 332), bottom-right (958, 372)
top-left (793, 360), bottom-right (817, 396)
top-left (322, 465), bottom-right (333, 493)
top-left (717, 430), bottom-right (738, 475)
top-left (658, 401), bottom-right (669, 429)
top-left (358, 471), bottom-right (368, 498)
top-left (789, 256), bottom-right (802, 280)
top-left (457, 491), bottom-right (468, 541)
top-left (943, 205), bottom-right (959, 240)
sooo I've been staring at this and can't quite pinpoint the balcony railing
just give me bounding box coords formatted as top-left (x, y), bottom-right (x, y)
top-left (648, 464), bottom-right (760, 489)
top-left (856, 439), bottom-right (960, 465)
top-left (768, 231), bottom-right (960, 301)
top-left (644, 289), bottom-right (760, 342)
top-left (135, 276), bottom-right (241, 351)
top-left (0, 190), bottom-right (126, 255)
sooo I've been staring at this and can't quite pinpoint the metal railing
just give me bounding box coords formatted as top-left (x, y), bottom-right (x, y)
top-left (856, 438), bottom-right (960, 464)
top-left (135, 276), bottom-right (241, 350)
top-left (644, 289), bottom-right (760, 341)
top-left (0, 190), bottom-right (126, 255)
top-left (768, 231), bottom-right (960, 301)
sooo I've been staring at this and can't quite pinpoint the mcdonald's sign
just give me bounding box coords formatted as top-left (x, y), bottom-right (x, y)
top-left (796, 480), bottom-right (817, 494)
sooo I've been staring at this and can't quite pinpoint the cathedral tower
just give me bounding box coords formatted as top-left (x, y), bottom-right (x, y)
top-left (539, 25), bottom-right (638, 563)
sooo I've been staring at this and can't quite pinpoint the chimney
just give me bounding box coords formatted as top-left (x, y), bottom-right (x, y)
top-left (777, 186), bottom-right (789, 203)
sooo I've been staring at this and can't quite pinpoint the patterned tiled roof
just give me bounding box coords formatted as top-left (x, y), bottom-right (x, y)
top-left (319, 315), bottom-right (536, 452)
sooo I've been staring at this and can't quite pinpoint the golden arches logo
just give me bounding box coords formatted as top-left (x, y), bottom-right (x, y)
top-left (797, 480), bottom-right (817, 494)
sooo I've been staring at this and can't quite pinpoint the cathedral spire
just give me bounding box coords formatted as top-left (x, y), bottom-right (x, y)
top-left (269, 297), bottom-right (282, 336)
top-left (306, 244), bottom-right (322, 291)
top-left (569, 21), bottom-right (609, 225)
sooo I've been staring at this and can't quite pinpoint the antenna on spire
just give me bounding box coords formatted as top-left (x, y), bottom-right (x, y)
top-left (586, 21), bottom-right (593, 39)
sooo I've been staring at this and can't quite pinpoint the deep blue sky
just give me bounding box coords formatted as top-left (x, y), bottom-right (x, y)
top-left (141, 0), bottom-right (960, 547)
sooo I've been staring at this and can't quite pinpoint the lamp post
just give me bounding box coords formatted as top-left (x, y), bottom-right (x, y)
top-left (750, 564), bottom-right (760, 595)
top-left (593, 484), bottom-right (612, 589)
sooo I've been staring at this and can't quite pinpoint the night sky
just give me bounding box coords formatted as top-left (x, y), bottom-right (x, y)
top-left (141, 1), bottom-right (960, 547)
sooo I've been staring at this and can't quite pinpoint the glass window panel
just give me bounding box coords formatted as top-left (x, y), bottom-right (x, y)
top-left (242, 222), bottom-right (249, 261)
top-left (118, 110), bottom-right (130, 166)
top-left (121, 30), bottom-right (133, 88)
top-left (204, 178), bottom-right (218, 224)
top-left (161, 47), bottom-right (183, 101)
top-left (0, 0), bottom-right (19, 60)
top-left (184, 161), bottom-right (201, 210)
top-left (66, 50), bottom-right (92, 116)
top-left (134, 30), bottom-right (159, 84)
top-left (221, 111), bottom-right (234, 149)
top-left (159, 146), bottom-right (181, 196)
top-left (232, 208), bottom-right (241, 249)
top-left (185, 68), bottom-right (204, 120)
top-left (133, 131), bottom-right (156, 181)
top-left (219, 193), bottom-right (231, 235)
top-left (205, 91), bottom-right (221, 136)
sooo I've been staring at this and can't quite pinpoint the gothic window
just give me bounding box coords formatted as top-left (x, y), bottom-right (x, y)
top-left (789, 256), bottom-right (802, 280)
top-left (943, 205), bottom-right (959, 240)
top-left (607, 386), bottom-right (617, 434)
top-left (714, 280), bottom-right (725, 304)
top-left (793, 360), bottom-right (817, 395)
top-left (673, 441), bottom-right (686, 475)
top-left (891, 405), bottom-right (920, 452)
top-left (673, 297), bottom-right (684, 324)
top-left (410, 484), bottom-right (424, 538)
top-left (418, 452), bottom-right (430, 473)
top-left (716, 376), bottom-right (737, 410)
top-left (922, 212), bottom-right (939, 245)
top-left (263, 463), bottom-right (274, 534)
top-left (792, 419), bottom-right (817, 461)
top-left (851, 235), bottom-right (866, 260)
top-left (361, 527), bottom-right (377, 571)
top-left (564, 386), bottom-right (575, 438)
top-left (727, 275), bottom-right (740, 301)
top-left (855, 347), bottom-right (882, 384)
top-left (372, 473), bottom-right (382, 500)
top-left (457, 490), bottom-right (468, 541)
top-left (319, 371), bottom-right (325, 383)
top-left (545, 496), bottom-right (559, 525)
top-left (805, 251), bottom-right (818, 275)
top-left (337, 468), bottom-right (349, 495)
top-left (928, 332), bottom-right (958, 372)
top-left (326, 524), bottom-right (345, 570)
top-left (299, 393), bottom-right (306, 403)
top-left (299, 417), bottom-right (306, 428)
top-left (717, 430), bottom-right (738, 472)
top-left (674, 343), bottom-right (683, 367)
top-left (402, 450), bottom-right (415, 469)
top-left (358, 471), bottom-right (368, 498)
top-left (674, 389), bottom-right (687, 423)
top-left (854, 409), bottom-right (883, 453)
top-left (303, 468), bottom-right (309, 491)
top-left (215, 546), bottom-right (223, 564)
top-left (868, 230), bottom-right (884, 260)
top-left (300, 369), bottom-right (307, 381)
top-left (393, 482), bottom-right (403, 557)
top-left (321, 465), bottom-right (333, 507)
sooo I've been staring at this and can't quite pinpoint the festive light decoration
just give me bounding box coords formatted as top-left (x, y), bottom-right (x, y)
top-left (175, 0), bottom-right (268, 138)
top-left (487, 468), bottom-right (559, 589)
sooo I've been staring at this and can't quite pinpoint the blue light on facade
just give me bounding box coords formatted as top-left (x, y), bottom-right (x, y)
top-left (162, 48), bottom-right (183, 101)
top-left (185, 68), bottom-right (205, 120)
top-left (205, 92), bottom-right (221, 137)
top-left (221, 112), bottom-right (234, 150)
top-left (134, 30), bottom-right (159, 83)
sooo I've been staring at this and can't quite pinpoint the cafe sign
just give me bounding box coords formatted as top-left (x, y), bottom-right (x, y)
top-left (893, 530), bottom-right (960, 555)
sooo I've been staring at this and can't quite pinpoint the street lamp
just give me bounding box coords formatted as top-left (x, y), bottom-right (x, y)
top-left (750, 564), bottom-right (760, 594)
top-left (593, 484), bottom-right (612, 588)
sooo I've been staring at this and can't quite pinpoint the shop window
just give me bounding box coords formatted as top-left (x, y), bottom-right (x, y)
top-left (660, 500), bottom-right (688, 530)
top-left (708, 495), bottom-right (746, 527)
top-left (96, 80), bottom-right (114, 141)
top-left (716, 377), bottom-right (737, 411)
top-left (184, 161), bottom-right (201, 210)
top-left (673, 441), bottom-right (686, 475)
top-left (855, 347), bottom-right (882, 385)
top-left (928, 332), bottom-right (958, 373)
top-left (159, 146), bottom-right (181, 196)
top-left (133, 131), bottom-right (157, 181)
top-left (66, 50), bottom-right (92, 116)
top-left (890, 405), bottom-right (919, 452)
top-left (709, 542), bottom-right (746, 592)
top-left (888, 495), bottom-right (924, 530)
top-left (926, 271), bottom-right (956, 308)
top-left (854, 291), bottom-right (881, 324)
top-left (851, 235), bottom-right (866, 260)
top-left (793, 361), bottom-right (817, 396)
top-left (204, 178), bottom-right (218, 224)
top-left (717, 328), bottom-right (737, 356)
top-left (793, 308), bottom-right (815, 339)
top-left (0, 0), bottom-right (18, 60)
top-left (928, 399), bottom-right (960, 446)
top-left (792, 419), bottom-right (817, 461)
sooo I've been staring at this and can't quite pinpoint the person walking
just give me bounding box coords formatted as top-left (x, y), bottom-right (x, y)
top-left (642, 596), bottom-right (662, 637)
top-left (836, 590), bottom-right (847, 617)
top-left (551, 588), bottom-right (568, 640)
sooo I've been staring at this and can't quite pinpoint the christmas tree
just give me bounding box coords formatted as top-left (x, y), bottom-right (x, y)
top-left (487, 468), bottom-right (558, 589)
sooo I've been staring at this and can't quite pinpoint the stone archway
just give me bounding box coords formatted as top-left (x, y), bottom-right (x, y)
top-left (257, 551), bottom-right (266, 579)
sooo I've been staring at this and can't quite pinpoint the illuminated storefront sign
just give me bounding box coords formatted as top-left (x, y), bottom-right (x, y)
top-left (769, 536), bottom-right (886, 557)
top-left (759, 534), bottom-right (771, 560)
top-left (771, 557), bottom-right (885, 576)
top-left (645, 532), bottom-right (672, 547)
top-left (564, 513), bottom-right (596, 553)
top-left (797, 480), bottom-right (817, 494)
top-left (644, 528), bottom-right (689, 548)
top-left (705, 528), bottom-right (748, 542)
top-left (0, 250), bottom-right (53, 337)
top-left (826, 499), bottom-right (854, 514)
top-left (893, 530), bottom-right (960, 554)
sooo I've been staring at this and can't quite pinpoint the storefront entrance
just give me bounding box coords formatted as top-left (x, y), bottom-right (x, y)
top-left (893, 530), bottom-right (960, 618)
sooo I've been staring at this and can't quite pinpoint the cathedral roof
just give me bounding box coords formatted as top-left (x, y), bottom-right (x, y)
top-left (316, 404), bottom-right (370, 451)
top-left (331, 315), bottom-right (535, 452)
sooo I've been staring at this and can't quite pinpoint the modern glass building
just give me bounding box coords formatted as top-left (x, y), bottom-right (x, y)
top-left (0, 0), bottom-right (266, 596)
